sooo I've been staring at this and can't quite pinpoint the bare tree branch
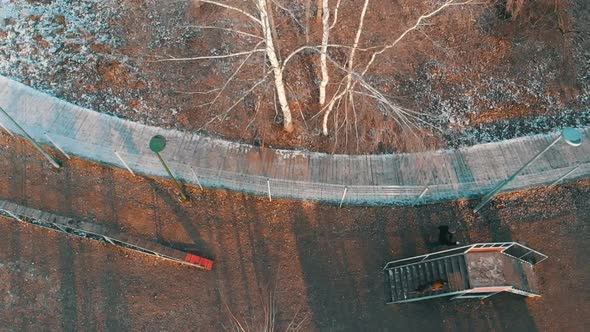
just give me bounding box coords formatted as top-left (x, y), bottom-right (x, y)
top-left (280, 42), bottom-right (384, 75)
top-left (272, 0), bottom-right (306, 31)
top-left (351, 94), bottom-right (360, 152)
top-left (180, 25), bottom-right (263, 40)
top-left (206, 41), bottom-right (264, 114)
top-left (281, 45), bottom-right (317, 72)
top-left (318, 0), bottom-right (476, 138)
top-left (198, 72), bottom-right (272, 131)
top-left (286, 82), bottom-right (308, 129)
top-left (245, 98), bottom-right (261, 130)
top-left (304, 0), bottom-right (311, 42)
top-left (360, 0), bottom-right (476, 76)
top-left (198, 0), bottom-right (263, 25)
top-left (329, 0), bottom-right (342, 30)
top-left (319, 0), bottom-right (330, 105)
top-left (323, 0), bottom-right (370, 136)
top-left (150, 49), bottom-right (265, 62)
top-left (173, 88), bottom-right (220, 95)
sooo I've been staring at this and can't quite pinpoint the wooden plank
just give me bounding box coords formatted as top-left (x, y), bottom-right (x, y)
top-left (0, 199), bottom-right (207, 269)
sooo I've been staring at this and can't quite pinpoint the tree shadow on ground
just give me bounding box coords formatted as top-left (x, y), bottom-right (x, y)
top-left (146, 179), bottom-right (212, 257)
top-left (292, 205), bottom-right (452, 331)
top-left (293, 199), bottom-right (541, 331)
top-left (292, 204), bottom-right (369, 331)
top-left (465, 200), bottom-right (539, 332)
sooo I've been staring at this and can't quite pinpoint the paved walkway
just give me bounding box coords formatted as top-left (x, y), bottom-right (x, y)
top-left (0, 75), bottom-right (588, 205)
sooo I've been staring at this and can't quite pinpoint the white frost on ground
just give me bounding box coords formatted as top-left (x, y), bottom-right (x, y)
top-left (0, 0), bottom-right (122, 79)
top-left (0, 0), bottom-right (142, 118)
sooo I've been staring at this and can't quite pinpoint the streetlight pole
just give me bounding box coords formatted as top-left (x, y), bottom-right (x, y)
top-left (0, 106), bottom-right (61, 168)
top-left (149, 135), bottom-right (189, 201)
top-left (473, 127), bottom-right (583, 213)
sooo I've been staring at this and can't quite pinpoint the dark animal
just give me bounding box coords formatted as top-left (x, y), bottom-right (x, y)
top-left (438, 226), bottom-right (459, 246)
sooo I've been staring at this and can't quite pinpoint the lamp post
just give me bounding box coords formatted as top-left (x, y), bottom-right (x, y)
top-left (473, 127), bottom-right (583, 213)
top-left (149, 135), bottom-right (188, 201)
top-left (0, 106), bottom-right (61, 168)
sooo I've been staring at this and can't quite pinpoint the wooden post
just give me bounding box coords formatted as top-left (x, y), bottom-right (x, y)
top-left (413, 186), bottom-right (429, 206)
top-left (190, 166), bottom-right (204, 190)
top-left (267, 179), bottom-right (272, 202)
top-left (549, 166), bottom-right (579, 187)
top-left (0, 209), bottom-right (23, 222)
top-left (0, 119), bottom-right (14, 137)
top-left (0, 106), bottom-right (61, 168)
top-left (44, 132), bottom-right (70, 159)
top-left (103, 236), bottom-right (115, 245)
top-left (339, 186), bottom-right (348, 208)
top-left (114, 150), bottom-right (136, 176)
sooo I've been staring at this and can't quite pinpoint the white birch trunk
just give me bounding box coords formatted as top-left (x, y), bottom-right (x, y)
top-left (319, 0), bottom-right (330, 106)
top-left (304, 0), bottom-right (311, 42)
top-left (316, 0), bottom-right (323, 23)
top-left (258, 0), bottom-right (293, 132)
top-left (322, 0), bottom-right (369, 136)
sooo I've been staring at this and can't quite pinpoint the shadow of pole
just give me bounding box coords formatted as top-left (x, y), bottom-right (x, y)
top-left (146, 179), bottom-right (211, 257)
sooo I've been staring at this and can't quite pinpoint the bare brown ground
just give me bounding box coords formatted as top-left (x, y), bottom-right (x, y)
top-left (0, 133), bottom-right (589, 331)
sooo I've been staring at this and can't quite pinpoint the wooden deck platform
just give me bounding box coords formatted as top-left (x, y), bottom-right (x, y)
top-left (466, 252), bottom-right (540, 295)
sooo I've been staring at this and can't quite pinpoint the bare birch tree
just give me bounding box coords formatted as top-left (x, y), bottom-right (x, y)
top-left (156, 0), bottom-right (483, 148)
top-left (319, 0), bottom-right (481, 137)
top-left (157, 0), bottom-right (295, 132)
top-left (322, 0), bottom-right (369, 136)
top-left (257, 0), bottom-right (294, 132)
